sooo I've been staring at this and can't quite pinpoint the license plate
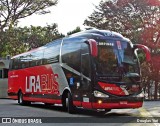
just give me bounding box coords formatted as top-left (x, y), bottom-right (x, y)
top-left (120, 101), bottom-right (128, 104)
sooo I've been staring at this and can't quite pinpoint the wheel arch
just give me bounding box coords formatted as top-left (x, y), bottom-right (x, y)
top-left (61, 87), bottom-right (72, 107)
top-left (61, 87), bottom-right (71, 101)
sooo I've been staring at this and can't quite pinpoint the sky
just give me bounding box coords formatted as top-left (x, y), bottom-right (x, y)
top-left (18, 0), bottom-right (102, 35)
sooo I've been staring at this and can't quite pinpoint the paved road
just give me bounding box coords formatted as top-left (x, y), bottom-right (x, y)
top-left (0, 99), bottom-right (160, 126)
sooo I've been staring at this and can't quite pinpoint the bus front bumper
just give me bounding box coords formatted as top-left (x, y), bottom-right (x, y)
top-left (92, 101), bottom-right (143, 109)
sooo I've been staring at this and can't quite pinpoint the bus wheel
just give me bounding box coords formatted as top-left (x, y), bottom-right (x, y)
top-left (97, 109), bottom-right (111, 115)
top-left (105, 109), bottom-right (111, 113)
top-left (18, 91), bottom-right (24, 105)
top-left (44, 103), bottom-right (53, 107)
top-left (66, 92), bottom-right (75, 114)
top-left (18, 91), bottom-right (30, 105)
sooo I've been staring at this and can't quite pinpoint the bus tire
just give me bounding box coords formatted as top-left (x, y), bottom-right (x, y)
top-left (66, 92), bottom-right (75, 114)
top-left (44, 103), bottom-right (53, 107)
top-left (97, 109), bottom-right (111, 115)
top-left (18, 91), bottom-right (24, 105)
top-left (18, 91), bottom-right (30, 105)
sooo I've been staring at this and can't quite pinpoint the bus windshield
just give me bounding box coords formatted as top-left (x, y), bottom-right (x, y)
top-left (96, 40), bottom-right (139, 78)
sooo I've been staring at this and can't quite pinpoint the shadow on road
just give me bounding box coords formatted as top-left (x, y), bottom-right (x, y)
top-left (11, 101), bottom-right (132, 117)
top-left (4, 100), bottom-right (138, 123)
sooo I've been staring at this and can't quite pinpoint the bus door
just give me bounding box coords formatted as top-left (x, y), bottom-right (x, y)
top-left (80, 42), bottom-right (92, 108)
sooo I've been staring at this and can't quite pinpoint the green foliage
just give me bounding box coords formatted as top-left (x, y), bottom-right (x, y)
top-left (0, 24), bottom-right (64, 57)
top-left (137, 51), bottom-right (145, 64)
top-left (0, 0), bottom-right (58, 31)
top-left (0, 0), bottom-right (60, 57)
top-left (84, 0), bottom-right (160, 100)
top-left (67, 27), bottom-right (82, 36)
top-left (84, 0), bottom-right (160, 45)
top-left (17, 24), bottom-right (64, 49)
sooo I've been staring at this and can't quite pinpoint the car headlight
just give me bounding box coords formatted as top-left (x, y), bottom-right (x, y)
top-left (94, 90), bottom-right (109, 98)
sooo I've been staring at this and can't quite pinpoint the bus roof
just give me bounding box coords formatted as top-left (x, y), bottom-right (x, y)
top-left (68, 29), bottom-right (124, 39)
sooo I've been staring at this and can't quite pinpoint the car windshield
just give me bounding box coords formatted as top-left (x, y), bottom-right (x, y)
top-left (96, 40), bottom-right (139, 77)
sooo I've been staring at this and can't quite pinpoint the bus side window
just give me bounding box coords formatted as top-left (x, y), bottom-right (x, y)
top-left (29, 53), bottom-right (36, 67)
top-left (28, 50), bottom-right (43, 67)
top-left (43, 42), bottom-right (60, 64)
top-left (12, 58), bottom-right (20, 70)
top-left (62, 40), bottom-right (81, 72)
top-left (81, 43), bottom-right (91, 78)
top-left (33, 50), bottom-right (44, 66)
top-left (20, 55), bottom-right (30, 68)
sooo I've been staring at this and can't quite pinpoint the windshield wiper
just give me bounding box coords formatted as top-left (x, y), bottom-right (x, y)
top-left (124, 73), bottom-right (140, 78)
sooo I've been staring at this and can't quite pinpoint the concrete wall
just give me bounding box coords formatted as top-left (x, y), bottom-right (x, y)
top-left (0, 59), bottom-right (10, 69)
top-left (0, 79), bottom-right (8, 98)
top-left (0, 59), bottom-right (10, 98)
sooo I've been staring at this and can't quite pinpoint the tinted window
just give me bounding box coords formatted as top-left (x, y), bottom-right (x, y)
top-left (62, 38), bottom-right (81, 72)
top-left (12, 58), bottom-right (21, 70)
top-left (10, 40), bottom-right (61, 70)
top-left (19, 54), bottom-right (31, 68)
top-left (29, 50), bottom-right (44, 67)
top-left (81, 43), bottom-right (91, 78)
top-left (44, 41), bottom-right (61, 64)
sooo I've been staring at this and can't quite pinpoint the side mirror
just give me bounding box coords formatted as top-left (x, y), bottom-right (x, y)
top-left (88, 39), bottom-right (98, 57)
top-left (133, 44), bottom-right (151, 62)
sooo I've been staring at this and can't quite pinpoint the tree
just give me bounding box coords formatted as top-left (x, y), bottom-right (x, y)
top-left (0, 24), bottom-right (64, 57)
top-left (67, 26), bottom-right (82, 36)
top-left (19, 24), bottom-right (64, 49)
top-left (0, 0), bottom-right (59, 57)
top-left (0, 0), bottom-right (58, 31)
top-left (84, 0), bottom-right (160, 44)
top-left (0, 26), bottom-right (29, 57)
top-left (84, 0), bottom-right (160, 100)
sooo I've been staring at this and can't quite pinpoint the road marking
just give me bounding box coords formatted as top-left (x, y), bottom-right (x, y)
top-left (138, 108), bottom-right (160, 126)
top-left (138, 108), bottom-right (152, 117)
top-left (122, 108), bottom-right (160, 126)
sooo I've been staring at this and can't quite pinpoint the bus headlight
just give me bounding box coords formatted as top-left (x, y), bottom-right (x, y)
top-left (94, 90), bottom-right (109, 98)
top-left (135, 91), bottom-right (144, 98)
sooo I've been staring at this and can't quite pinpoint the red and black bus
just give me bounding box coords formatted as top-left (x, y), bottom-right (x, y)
top-left (8, 29), bottom-right (150, 113)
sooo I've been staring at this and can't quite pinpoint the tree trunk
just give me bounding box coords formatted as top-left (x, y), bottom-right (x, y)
top-left (154, 81), bottom-right (158, 100)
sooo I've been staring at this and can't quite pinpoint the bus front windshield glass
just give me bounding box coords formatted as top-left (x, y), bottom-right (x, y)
top-left (96, 40), bottom-right (139, 77)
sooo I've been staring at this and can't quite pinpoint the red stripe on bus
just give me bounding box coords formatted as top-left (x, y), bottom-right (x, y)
top-left (73, 101), bottom-right (92, 108)
top-left (23, 97), bottom-right (62, 104)
top-left (75, 102), bottom-right (143, 109)
top-left (82, 102), bottom-right (92, 109)
top-left (73, 101), bottom-right (81, 107)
